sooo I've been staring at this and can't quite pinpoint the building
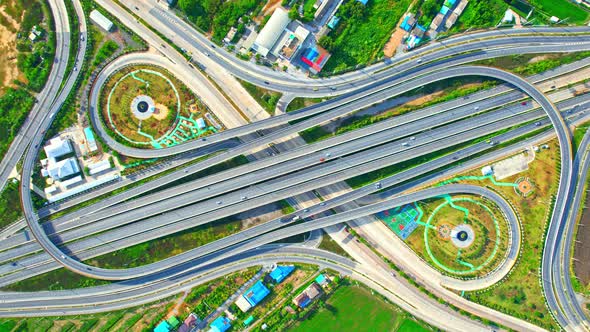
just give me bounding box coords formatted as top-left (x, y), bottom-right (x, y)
top-left (502, 10), bottom-right (515, 23)
top-left (224, 27), bottom-right (238, 43)
top-left (87, 159), bottom-right (112, 176)
top-left (235, 280), bottom-right (270, 312)
top-left (235, 295), bottom-right (253, 312)
top-left (268, 265), bottom-right (295, 284)
top-left (84, 127), bottom-right (98, 153)
top-left (167, 316), bottom-right (180, 330)
top-left (357, 0), bottom-right (369, 5)
top-left (178, 313), bottom-right (199, 332)
top-left (271, 22), bottom-right (311, 60)
top-left (400, 13), bottom-right (416, 32)
top-left (154, 320), bottom-right (172, 332)
top-left (300, 45), bottom-right (331, 74)
top-left (44, 137), bottom-right (72, 161)
top-left (453, 0), bottom-right (468, 16)
top-left (44, 185), bottom-right (57, 195)
top-left (252, 8), bottom-right (291, 57)
top-left (42, 157), bottom-right (80, 181)
top-left (481, 165), bottom-right (494, 176)
top-left (243, 315), bottom-right (255, 326)
top-left (196, 118), bottom-right (207, 130)
top-left (209, 316), bottom-right (231, 332)
top-left (429, 13), bottom-right (445, 32)
top-left (292, 282), bottom-right (322, 308)
top-left (61, 175), bottom-right (83, 189)
top-left (243, 281), bottom-right (270, 307)
top-left (29, 26), bottom-right (42, 41)
top-left (327, 16), bottom-right (340, 29)
top-left (315, 273), bottom-right (330, 287)
top-left (90, 10), bottom-right (114, 32)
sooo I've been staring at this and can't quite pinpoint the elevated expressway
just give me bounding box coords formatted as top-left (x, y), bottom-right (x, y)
top-left (12, 62), bottom-right (587, 331)
top-left (6, 1), bottom-right (590, 329)
top-left (111, 0), bottom-right (590, 95)
top-left (4, 82), bottom-right (590, 280)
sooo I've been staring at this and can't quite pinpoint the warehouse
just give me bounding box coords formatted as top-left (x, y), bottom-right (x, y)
top-left (90, 10), bottom-right (113, 32)
top-left (252, 8), bottom-right (290, 57)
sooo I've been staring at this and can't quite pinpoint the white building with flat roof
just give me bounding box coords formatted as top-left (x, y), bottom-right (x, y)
top-left (44, 137), bottom-right (72, 161)
top-left (252, 8), bottom-right (290, 57)
top-left (88, 159), bottom-right (112, 175)
top-left (90, 10), bottom-right (113, 32)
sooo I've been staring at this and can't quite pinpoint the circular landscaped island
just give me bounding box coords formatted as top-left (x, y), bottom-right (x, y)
top-left (99, 65), bottom-right (221, 149)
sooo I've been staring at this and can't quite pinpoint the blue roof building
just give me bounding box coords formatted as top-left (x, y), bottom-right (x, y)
top-left (356, 0), bottom-right (368, 5)
top-left (400, 14), bottom-right (416, 32)
top-left (440, 5), bottom-right (450, 15)
top-left (269, 265), bottom-right (295, 284)
top-left (244, 281), bottom-right (270, 307)
top-left (327, 16), bottom-right (340, 29)
top-left (154, 321), bottom-right (172, 332)
top-left (209, 316), bottom-right (231, 332)
top-left (315, 274), bottom-right (329, 285)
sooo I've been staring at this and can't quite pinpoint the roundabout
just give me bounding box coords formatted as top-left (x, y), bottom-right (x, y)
top-left (100, 65), bottom-right (219, 149)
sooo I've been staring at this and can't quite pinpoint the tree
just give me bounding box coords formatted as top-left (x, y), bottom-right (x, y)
top-left (289, 6), bottom-right (300, 20)
top-left (318, 36), bottom-right (335, 52)
top-left (339, 0), bottom-right (365, 21)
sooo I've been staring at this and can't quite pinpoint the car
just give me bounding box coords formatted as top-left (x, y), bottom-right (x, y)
top-left (264, 81), bottom-right (270, 85)
top-left (49, 113), bottom-right (55, 117)
top-left (401, 142), bottom-right (409, 146)
top-left (325, 152), bottom-right (331, 157)
top-left (330, 87), bottom-right (337, 90)
top-left (135, 6), bottom-right (139, 10)
top-left (319, 157), bottom-right (325, 162)
top-left (474, 106), bottom-right (480, 110)
top-left (551, 85), bottom-right (556, 89)
top-left (521, 101), bottom-right (527, 106)
top-left (80, 35), bottom-right (84, 41)
top-left (210, 44), bottom-right (216, 48)
top-left (241, 196), bottom-right (247, 201)
top-left (320, 202), bottom-right (326, 206)
top-left (217, 201), bottom-right (222, 205)
top-left (535, 121), bottom-right (542, 126)
top-left (161, 44), bottom-right (166, 48)
top-left (375, 182), bottom-right (381, 189)
top-left (292, 216), bottom-right (301, 222)
top-left (73, 66), bottom-right (77, 71)
top-left (313, 87), bottom-right (319, 91)
top-left (417, 59), bottom-right (422, 63)
top-left (204, 52), bottom-right (210, 56)
top-left (181, 48), bottom-right (187, 53)
top-left (409, 136), bottom-right (416, 141)
top-left (303, 208), bottom-right (309, 212)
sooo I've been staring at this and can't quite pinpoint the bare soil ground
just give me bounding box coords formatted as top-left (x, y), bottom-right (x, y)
top-left (254, 0), bottom-right (282, 24)
top-left (383, 14), bottom-right (408, 57)
top-left (0, 4), bottom-right (22, 92)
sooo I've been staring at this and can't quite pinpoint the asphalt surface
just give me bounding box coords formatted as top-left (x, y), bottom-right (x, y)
top-left (0, 0), bottom-right (87, 190)
top-left (4, 1), bottom-right (590, 328)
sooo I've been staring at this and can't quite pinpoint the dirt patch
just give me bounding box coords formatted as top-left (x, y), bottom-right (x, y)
top-left (153, 103), bottom-right (170, 120)
top-left (383, 15), bottom-right (408, 57)
top-left (0, 4), bottom-right (22, 91)
top-left (262, 0), bottom-right (282, 16)
top-left (528, 55), bottom-right (550, 63)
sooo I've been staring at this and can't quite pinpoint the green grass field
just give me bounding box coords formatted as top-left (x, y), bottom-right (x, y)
top-left (290, 286), bottom-right (399, 332)
top-left (528, 0), bottom-right (589, 24)
top-left (397, 318), bottom-right (430, 332)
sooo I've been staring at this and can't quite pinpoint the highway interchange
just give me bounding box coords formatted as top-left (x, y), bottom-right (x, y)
top-left (3, 0), bottom-right (590, 331)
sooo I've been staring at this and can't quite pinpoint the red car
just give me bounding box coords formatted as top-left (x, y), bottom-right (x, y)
top-left (521, 101), bottom-right (527, 106)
